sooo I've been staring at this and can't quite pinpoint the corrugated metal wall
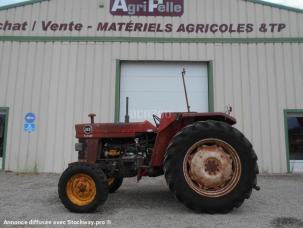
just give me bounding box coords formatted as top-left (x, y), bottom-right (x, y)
top-left (0, 42), bottom-right (302, 173)
top-left (0, 0), bottom-right (302, 38)
top-left (0, 0), bottom-right (302, 173)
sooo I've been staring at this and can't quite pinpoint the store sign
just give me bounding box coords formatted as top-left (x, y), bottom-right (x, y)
top-left (110, 0), bottom-right (184, 16)
top-left (0, 20), bottom-right (287, 34)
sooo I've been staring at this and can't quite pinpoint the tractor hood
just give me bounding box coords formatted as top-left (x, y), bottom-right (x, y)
top-left (75, 121), bottom-right (157, 138)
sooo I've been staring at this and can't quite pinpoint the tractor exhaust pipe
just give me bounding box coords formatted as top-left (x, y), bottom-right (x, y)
top-left (182, 68), bottom-right (191, 112)
top-left (88, 113), bottom-right (96, 124)
top-left (125, 97), bottom-right (130, 123)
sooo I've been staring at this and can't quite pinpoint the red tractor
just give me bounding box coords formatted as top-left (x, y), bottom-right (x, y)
top-left (58, 70), bottom-right (259, 213)
top-left (58, 110), bottom-right (259, 213)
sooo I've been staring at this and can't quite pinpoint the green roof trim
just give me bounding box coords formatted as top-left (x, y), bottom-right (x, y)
top-left (0, 0), bottom-right (49, 11)
top-left (245, 0), bottom-right (303, 14)
top-left (0, 0), bottom-right (302, 14)
top-left (0, 36), bottom-right (302, 43)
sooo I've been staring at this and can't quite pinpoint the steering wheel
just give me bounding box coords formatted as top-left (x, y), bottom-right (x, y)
top-left (153, 114), bottom-right (161, 128)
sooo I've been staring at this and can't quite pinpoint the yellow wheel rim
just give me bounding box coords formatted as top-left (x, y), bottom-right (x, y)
top-left (107, 177), bottom-right (115, 187)
top-left (66, 173), bottom-right (96, 206)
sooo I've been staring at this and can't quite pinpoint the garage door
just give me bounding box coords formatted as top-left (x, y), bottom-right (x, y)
top-left (119, 62), bottom-right (209, 123)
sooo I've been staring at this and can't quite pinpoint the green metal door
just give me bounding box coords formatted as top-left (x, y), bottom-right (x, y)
top-left (0, 108), bottom-right (9, 170)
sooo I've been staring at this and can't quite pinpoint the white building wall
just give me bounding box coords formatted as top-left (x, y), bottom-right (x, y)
top-left (0, 42), bottom-right (302, 173)
top-left (0, 0), bottom-right (302, 173)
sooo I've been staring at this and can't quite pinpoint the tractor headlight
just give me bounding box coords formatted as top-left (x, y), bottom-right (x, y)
top-left (75, 141), bottom-right (87, 160)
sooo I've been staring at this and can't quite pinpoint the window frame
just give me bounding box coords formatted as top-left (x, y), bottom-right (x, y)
top-left (284, 109), bottom-right (303, 173)
top-left (0, 107), bottom-right (9, 171)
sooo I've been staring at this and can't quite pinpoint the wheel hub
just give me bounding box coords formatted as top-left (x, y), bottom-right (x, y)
top-left (188, 145), bottom-right (233, 190)
top-left (183, 139), bottom-right (242, 198)
top-left (204, 158), bottom-right (221, 175)
top-left (66, 173), bottom-right (96, 206)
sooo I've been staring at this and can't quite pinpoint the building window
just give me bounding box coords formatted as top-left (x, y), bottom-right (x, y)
top-left (285, 111), bottom-right (303, 172)
top-left (0, 114), bottom-right (5, 159)
top-left (0, 109), bottom-right (8, 170)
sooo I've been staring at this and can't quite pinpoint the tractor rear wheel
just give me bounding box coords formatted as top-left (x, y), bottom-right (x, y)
top-left (164, 120), bottom-right (258, 213)
top-left (58, 163), bottom-right (108, 213)
top-left (107, 176), bottom-right (123, 193)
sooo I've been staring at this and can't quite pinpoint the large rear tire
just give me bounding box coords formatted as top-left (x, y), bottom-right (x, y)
top-left (164, 120), bottom-right (258, 213)
top-left (58, 163), bottom-right (108, 213)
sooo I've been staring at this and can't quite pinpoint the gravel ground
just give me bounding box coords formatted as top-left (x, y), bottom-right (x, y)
top-left (0, 172), bottom-right (303, 228)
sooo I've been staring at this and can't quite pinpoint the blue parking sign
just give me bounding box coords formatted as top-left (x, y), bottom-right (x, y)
top-left (25, 113), bottom-right (36, 124)
top-left (24, 123), bottom-right (36, 133)
top-left (24, 112), bottom-right (37, 133)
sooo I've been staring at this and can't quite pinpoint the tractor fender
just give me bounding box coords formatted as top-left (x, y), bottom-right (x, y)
top-left (151, 112), bottom-right (237, 167)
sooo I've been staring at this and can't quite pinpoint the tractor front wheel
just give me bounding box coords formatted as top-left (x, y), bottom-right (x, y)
top-left (58, 163), bottom-right (108, 213)
top-left (107, 176), bottom-right (123, 193)
top-left (164, 120), bottom-right (258, 213)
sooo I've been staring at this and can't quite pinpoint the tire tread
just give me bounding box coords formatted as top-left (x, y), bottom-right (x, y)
top-left (164, 120), bottom-right (258, 214)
